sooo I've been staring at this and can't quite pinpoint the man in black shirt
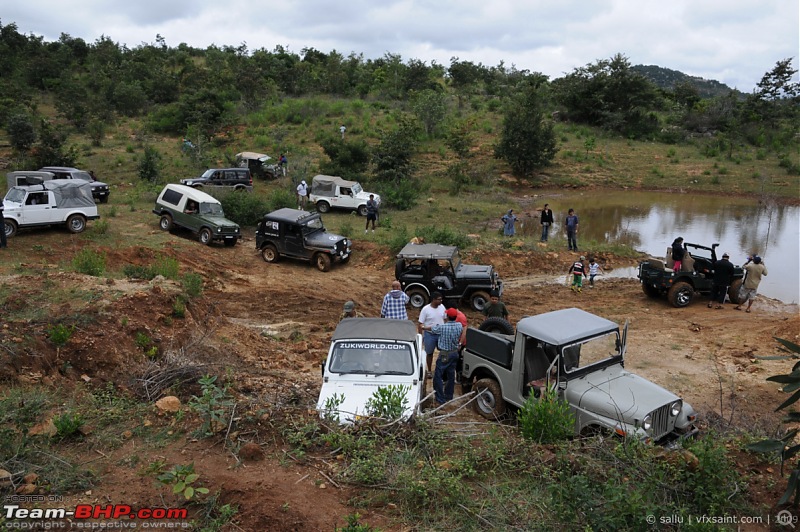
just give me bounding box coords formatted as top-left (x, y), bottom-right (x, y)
top-left (709, 252), bottom-right (734, 309)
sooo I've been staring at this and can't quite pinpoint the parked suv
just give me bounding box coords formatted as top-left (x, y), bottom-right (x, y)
top-left (395, 243), bottom-right (503, 311)
top-left (3, 179), bottom-right (99, 237)
top-left (38, 167), bottom-right (110, 203)
top-left (152, 184), bottom-right (241, 246)
top-left (256, 208), bottom-right (351, 272)
top-left (180, 168), bottom-right (253, 191)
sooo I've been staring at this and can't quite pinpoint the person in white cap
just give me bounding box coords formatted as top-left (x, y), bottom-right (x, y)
top-left (296, 180), bottom-right (308, 210)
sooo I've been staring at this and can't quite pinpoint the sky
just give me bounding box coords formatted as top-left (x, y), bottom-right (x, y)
top-left (3, 0), bottom-right (798, 92)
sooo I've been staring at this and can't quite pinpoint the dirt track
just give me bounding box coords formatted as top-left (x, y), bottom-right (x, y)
top-left (1, 232), bottom-right (798, 529)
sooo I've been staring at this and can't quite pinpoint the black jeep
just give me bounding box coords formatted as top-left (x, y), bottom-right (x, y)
top-left (255, 208), bottom-right (351, 272)
top-left (395, 243), bottom-right (503, 311)
top-left (637, 242), bottom-right (745, 307)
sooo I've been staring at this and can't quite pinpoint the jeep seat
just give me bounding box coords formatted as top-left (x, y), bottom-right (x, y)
top-left (646, 258), bottom-right (673, 272)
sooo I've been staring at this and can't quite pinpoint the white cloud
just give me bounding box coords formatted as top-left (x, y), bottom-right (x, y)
top-left (3, 0), bottom-right (797, 90)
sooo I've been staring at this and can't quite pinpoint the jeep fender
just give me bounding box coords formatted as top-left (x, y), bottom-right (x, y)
top-left (403, 283), bottom-right (429, 296)
top-left (572, 405), bottom-right (645, 440)
top-left (460, 361), bottom-right (504, 395)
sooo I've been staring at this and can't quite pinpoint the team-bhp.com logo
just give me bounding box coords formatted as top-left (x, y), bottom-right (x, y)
top-left (4, 504), bottom-right (188, 522)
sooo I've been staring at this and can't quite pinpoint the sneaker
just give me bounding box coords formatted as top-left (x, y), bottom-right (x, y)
top-left (365, 230), bottom-right (368, 234)
top-left (371, 229), bottom-right (375, 233)
top-left (577, 288), bottom-right (582, 293)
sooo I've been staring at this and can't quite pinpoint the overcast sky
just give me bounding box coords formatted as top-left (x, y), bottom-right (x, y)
top-left (4, 0), bottom-right (798, 92)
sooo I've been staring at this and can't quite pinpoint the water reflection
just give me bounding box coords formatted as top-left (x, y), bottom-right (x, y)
top-left (527, 191), bottom-right (799, 304)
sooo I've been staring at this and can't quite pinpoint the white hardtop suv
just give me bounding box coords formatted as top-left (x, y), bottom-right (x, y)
top-left (309, 174), bottom-right (380, 216)
top-left (318, 318), bottom-right (426, 424)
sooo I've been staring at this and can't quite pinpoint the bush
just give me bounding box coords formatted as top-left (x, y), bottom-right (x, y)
top-left (152, 255), bottom-right (180, 279)
top-left (72, 249), bottom-right (106, 276)
top-left (414, 225), bottom-right (471, 249)
top-left (48, 323), bottom-right (75, 347)
top-left (219, 191), bottom-right (270, 227)
top-left (381, 179), bottom-right (420, 211)
top-left (517, 388), bottom-right (575, 443)
top-left (364, 385), bottom-right (409, 420)
top-left (181, 272), bottom-right (203, 298)
top-left (138, 145), bottom-right (163, 182)
top-left (53, 411), bottom-right (84, 439)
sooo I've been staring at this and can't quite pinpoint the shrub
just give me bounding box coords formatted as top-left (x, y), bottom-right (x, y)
top-left (219, 191), bottom-right (270, 227)
top-left (364, 385), bottom-right (409, 420)
top-left (48, 324), bottom-right (75, 347)
top-left (414, 225), bottom-right (471, 249)
top-left (72, 249), bottom-right (106, 276)
top-left (181, 272), bottom-right (203, 298)
top-left (91, 220), bottom-right (109, 235)
top-left (138, 145), bottom-right (163, 182)
top-left (52, 411), bottom-right (84, 439)
top-left (152, 255), bottom-right (180, 279)
top-left (518, 388), bottom-right (575, 443)
top-left (189, 375), bottom-right (233, 437)
top-left (381, 180), bottom-right (420, 211)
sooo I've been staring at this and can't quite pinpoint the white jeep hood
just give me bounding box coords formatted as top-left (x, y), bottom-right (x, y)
top-left (564, 364), bottom-right (679, 423)
top-left (318, 375), bottom-right (421, 424)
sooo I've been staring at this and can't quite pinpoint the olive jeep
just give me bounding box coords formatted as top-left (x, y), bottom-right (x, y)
top-left (3, 179), bottom-right (100, 237)
top-left (152, 184), bottom-right (241, 246)
top-left (637, 242), bottom-right (745, 308)
top-left (461, 308), bottom-right (699, 446)
top-left (255, 208), bottom-right (351, 272)
top-left (395, 243), bottom-right (503, 311)
top-left (317, 318), bottom-right (426, 424)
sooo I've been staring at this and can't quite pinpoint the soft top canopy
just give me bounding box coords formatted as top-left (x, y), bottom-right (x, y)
top-left (236, 152), bottom-right (271, 161)
top-left (397, 243), bottom-right (458, 260)
top-left (16, 179), bottom-right (95, 208)
top-left (332, 318), bottom-right (418, 343)
top-left (263, 208), bottom-right (320, 224)
top-left (311, 174), bottom-right (358, 196)
top-left (516, 308), bottom-right (618, 346)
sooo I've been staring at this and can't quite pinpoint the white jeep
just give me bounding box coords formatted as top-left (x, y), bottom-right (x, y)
top-left (2, 179), bottom-right (100, 237)
top-left (309, 174), bottom-right (380, 216)
top-left (317, 318), bottom-right (426, 424)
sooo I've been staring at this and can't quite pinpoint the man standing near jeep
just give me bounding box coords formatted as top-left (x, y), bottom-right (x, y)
top-left (418, 292), bottom-right (445, 373)
top-left (381, 280), bottom-right (410, 320)
top-left (365, 194), bottom-right (378, 233)
top-left (424, 308), bottom-right (463, 405)
top-left (0, 201), bottom-right (7, 249)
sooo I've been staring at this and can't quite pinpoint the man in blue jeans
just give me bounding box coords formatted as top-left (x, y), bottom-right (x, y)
top-left (423, 308), bottom-right (463, 405)
top-left (565, 208), bottom-right (579, 251)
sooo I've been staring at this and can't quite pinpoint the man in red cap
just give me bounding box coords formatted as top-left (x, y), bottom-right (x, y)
top-left (422, 307), bottom-right (463, 405)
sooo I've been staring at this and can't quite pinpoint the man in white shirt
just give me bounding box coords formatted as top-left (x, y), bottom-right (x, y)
top-left (296, 180), bottom-right (308, 210)
top-left (418, 291), bottom-right (445, 374)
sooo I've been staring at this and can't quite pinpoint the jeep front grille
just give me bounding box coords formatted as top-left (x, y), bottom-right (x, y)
top-left (650, 404), bottom-right (673, 440)
top-left (219, 227), bottom-right (238, 235)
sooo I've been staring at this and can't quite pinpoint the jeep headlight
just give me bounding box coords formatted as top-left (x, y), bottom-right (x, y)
top-left (217, 227), bottom-right (221, 233)
top-left (642, 414), bottom-right (652, 431)
top-left (670, 400), bottom-right (682, 416)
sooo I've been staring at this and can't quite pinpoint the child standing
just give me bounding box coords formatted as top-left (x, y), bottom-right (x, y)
top-left (482, 291), bottom-right (509, 320)
top-left (588, 257), bottom-right (603, 288)
top-left (568, 256), bottom-right (587, 293)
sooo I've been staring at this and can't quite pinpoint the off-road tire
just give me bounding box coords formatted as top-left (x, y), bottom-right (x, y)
top-left (478, 317), bottom-right (514, 335)
top-left (261, 244), bottom-right (280, 263)
top-left (406, 287), bottom-right (429, 309)
top-left (470, 290), bottom-right (491, 312)
top-left (641, 283), bottom-right (660, 298)
top-left (199, 228), bottom-right (213, 245)
top-left (66, 214), bottom-right (87, 234)
top-left (224, 239), bottom-right (237, 247)
top-left (357, 204), bottom-right (367, 216)
top-left (315, 253), bottom-right (332, 272)
top-left (4, 219), bottom-right (17, 238)
top-left (667, 281), bottom-right (694, 308)
top-left (99, 196), bottom-right (109, 204)
top-left (728, 279), bottom-right (745, 305)
top-left (460, 377), bottom-right (473, 395)
top-left (316, 201), bottom-right (330, 213)
top-left (473, 378), bottom-right (506, 419)
top-left (159, 214), bottom-right (173, 231)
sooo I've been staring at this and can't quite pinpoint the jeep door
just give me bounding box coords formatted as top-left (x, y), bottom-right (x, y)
top-left (284, 223), bottom-right (306, 256)
top-left (22, 192), bottom-right (55, 225)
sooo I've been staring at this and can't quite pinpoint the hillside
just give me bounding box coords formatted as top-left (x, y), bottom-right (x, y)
top-left (633, 64), bottom-right (738, 97)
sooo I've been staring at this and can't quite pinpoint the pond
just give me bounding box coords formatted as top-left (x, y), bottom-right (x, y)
top-left (521, 190), bottom-right (799, 304)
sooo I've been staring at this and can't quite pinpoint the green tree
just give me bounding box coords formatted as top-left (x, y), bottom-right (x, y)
top-left (319, 137), bottom-right (371, 179)
top-left (494, 82), bottom-right (557, 177)
top-left (32, 119), bottom-right (78, 168)
top-left (372, 118), bottom-right (420, 210)
top-left (138, 145), bottom-right (163, 182)
top-left (6, 113), bottom-right (37, 152)
top-left (411, 89), bottom-right (448, 137)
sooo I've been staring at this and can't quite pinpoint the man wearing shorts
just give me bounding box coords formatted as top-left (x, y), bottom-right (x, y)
top-left (365, 194), bottom-right (378, 233)
top-left (736, 255), bottom-right (768, 313)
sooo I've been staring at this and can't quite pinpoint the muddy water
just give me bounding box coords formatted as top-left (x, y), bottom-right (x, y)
top-left (520, 190), bottom-right (799, 304)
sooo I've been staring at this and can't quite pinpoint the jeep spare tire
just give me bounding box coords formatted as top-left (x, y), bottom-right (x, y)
top-left (470, 290), bottom-right (491, 312)
top-left (478, 317), bottom-right (514, 335)
top-left (314, 253), bottom-right (332, 272)
top-left (667, 281), bottom-right (694, 308)
top-left (473, 378), bottom-right (506, 419)
top-left (66, 214), bottom-right (87, 234)
top-left (261, 244), bottom-right (280, 263)
top-left (316, 201), bottom-right (330, 213)
top-left (406, 287), bottom-right (429, 309)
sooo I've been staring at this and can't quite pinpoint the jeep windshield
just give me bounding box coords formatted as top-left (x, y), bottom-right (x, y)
top-left (352, 183), bottom-right (363, 195)
top-left (329, 341), bottom-right (414, 375)
top-left (199, 203), bottom-right (224, 216)
top-left (563, 330), bottom-right (622, 374)
top-left (301, 217), bottom-right (324, 234)
top-left (5, 189), bottom-right (26, 203)
top-left (200, 169), bottom-right (217, 179)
